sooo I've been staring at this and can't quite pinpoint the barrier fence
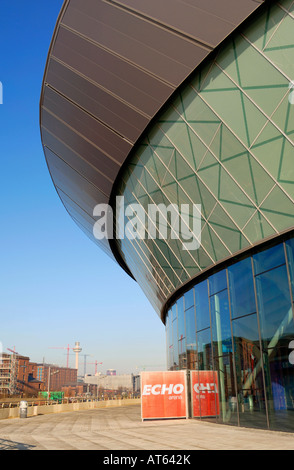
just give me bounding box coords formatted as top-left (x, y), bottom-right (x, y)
top-left (0, 397), bottom-right (141, 419)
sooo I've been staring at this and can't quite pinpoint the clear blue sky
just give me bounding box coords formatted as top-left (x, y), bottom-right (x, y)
top-left (0, 0), bottom-right (166, 375)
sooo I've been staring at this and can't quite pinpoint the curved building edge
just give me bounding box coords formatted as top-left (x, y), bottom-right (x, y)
top-left (39, 0), bottom-right (265, 288)
top-left (112, 0), bottom-right (294, 319)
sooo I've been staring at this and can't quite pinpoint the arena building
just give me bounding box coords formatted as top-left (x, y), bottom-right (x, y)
top-left (40, 0), bottom-right (294, 431)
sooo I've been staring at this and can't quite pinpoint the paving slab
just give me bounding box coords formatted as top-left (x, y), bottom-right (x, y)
top-left (0, 404), bottom-right (293, 450)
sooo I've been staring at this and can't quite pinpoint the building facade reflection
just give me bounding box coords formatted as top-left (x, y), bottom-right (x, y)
top-left (166, 236), bottom-right (294, 431)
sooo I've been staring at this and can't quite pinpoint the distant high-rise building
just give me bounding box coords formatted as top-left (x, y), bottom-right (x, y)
top-left (106, 369), bottom-right (116, 376)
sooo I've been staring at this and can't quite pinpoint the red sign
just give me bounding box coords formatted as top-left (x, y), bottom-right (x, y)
top-left (141, 371), bottom-right (188, 420)
top-left (191, 371), bottom-right (219, 418)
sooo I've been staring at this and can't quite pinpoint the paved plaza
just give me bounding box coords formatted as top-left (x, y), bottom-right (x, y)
top-left (0, 404), bottom-right (293, 450)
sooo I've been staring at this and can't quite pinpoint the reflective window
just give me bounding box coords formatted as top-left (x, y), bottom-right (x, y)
top-left (166, 234), bottom-right (294, 431)
top-left (177, 298), bottom-right (185, 342)
top-left (232, 314), bottom-right (267, 428)
top-left (214, 354), bottom-right (238, 426)
top-left (172, 325), bottom-right (179, 370)
top-left (255, 264), bottom-right (294, 347)
top-left (254, 259), bottom-right (294, 430)
top-left (253, 243), bottom-right (285, 275)
top-left (166, 315), bottom-right (171, 370)
top-left (228, 258), bottom-right (256, 318)
top-left (209, 270), bottom-right (227, 296)
top-left (286, 238), bottom-right (294, 299)
top-left (168, 310), bottom-right (173, 352)
top-left (195, 281), bottom-right (210, 331)
top-left (263, 346), bottom-right (294, 431)
top-left (185, 307), bottom-right (196, 369)
top-left (172, 305), bottom-right (179, 370)
top-left (184, 288), bottom-right (194, 310)
top-left (210, 289), bottom-right (232, 355)
top-left (166, 313), bottom-right (173, 371)
top-left (232, 312), bottom-right (259, 343)
top-left (197, 328), bottom-right (212, 371)
top-left (177, 298), bottom-right (186, 369)
top-left (186, 307), bottom-right (196, 345)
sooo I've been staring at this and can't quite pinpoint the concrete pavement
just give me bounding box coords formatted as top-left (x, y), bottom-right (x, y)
top-left (0, 404), bottom-right (293, 450)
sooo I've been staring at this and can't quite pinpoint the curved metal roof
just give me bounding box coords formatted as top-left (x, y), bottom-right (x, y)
top-left (40, 0), bottom-right (264, 274)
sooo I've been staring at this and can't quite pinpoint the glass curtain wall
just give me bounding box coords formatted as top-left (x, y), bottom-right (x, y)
top-left (166, 233), bottom-right (294, 431)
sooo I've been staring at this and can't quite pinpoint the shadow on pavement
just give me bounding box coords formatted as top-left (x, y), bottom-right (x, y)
top-left (0, 438), bottom-right (35, 450)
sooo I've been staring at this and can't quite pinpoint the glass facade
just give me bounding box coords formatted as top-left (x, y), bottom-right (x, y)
top-left (166, 234), bottom-right (294, 431)
top-left (115, 0), bottom-right (294, 316)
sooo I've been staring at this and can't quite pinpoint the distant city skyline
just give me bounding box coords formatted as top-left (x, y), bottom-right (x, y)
top-left (0, 0), bottom-right (166, 376)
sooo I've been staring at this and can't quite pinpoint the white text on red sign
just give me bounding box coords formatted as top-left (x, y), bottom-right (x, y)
top-left (142, 384), bottom-right (184, 395)
top-left (194, 383), bottom-right (218, 394)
